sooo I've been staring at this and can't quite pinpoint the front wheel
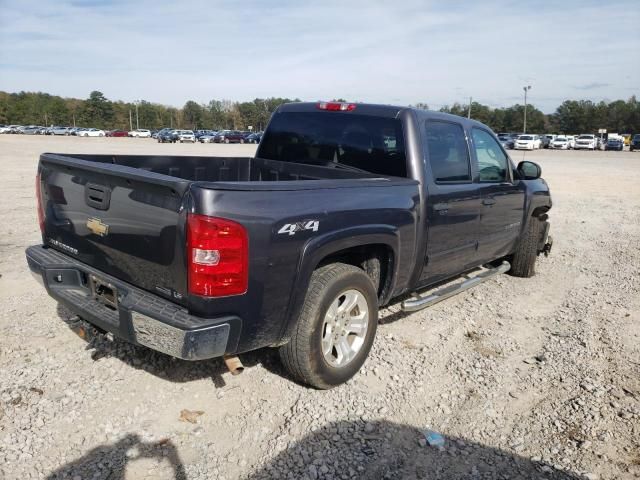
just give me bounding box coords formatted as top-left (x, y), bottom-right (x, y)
top-left (509, 216), bottom-right (544, 278)
top-left (279, 263), bottom-right (378, 389)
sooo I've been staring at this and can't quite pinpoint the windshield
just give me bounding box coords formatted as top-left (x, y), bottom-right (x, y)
top-left (578, 135), bottom-right (593, 139)
top-left (555, 137), bottom-right (567, 141)
top-left (519, 135), bottom-right (533, 140)
top-left (258, 111), bottom-right (407, 177)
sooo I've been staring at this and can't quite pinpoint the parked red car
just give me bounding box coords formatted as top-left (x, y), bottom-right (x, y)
top-left (213, 130), bottom-right (247, 143)
top-left (107, 130), bottom-right (129, 137)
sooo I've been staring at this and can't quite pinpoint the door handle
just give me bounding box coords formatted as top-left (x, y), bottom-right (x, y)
top-left (482, 198), bottom-right (496, 206)
top-left (433, 203), bottom-right (450, 212)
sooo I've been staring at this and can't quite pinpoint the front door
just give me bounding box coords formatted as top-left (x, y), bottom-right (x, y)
top-left (469, 127), bottom-right (526, 263)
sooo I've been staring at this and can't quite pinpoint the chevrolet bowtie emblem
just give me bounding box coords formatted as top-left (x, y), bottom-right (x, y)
top-left (87, 217), bottom-right (109, 237)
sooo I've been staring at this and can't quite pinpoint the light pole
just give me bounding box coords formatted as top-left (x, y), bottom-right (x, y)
top-left (134, 100), bottom-right (140, 130)
top-left (523, 85), bottom-right (531, 133)
top-left (467, 96), bottom-right (472, 119)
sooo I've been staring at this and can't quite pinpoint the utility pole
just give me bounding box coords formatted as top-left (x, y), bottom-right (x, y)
top-left (523, 85), bottom-right (531, 133)
top-left (467, 97), bottom-right (472, 119)
top-left (129, 109), bottom-right (133, 131)
top-left (135, 100), bottom-right (140, 130)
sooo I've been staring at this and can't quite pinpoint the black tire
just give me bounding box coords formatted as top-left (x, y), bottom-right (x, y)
top-left (509, 216), bottom-right (542, 278)
top-left (279, 263), bottom-right (378, 389)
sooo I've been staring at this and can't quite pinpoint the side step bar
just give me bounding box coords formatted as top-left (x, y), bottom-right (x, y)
top-left (401, 261), bottom-right (511, 312)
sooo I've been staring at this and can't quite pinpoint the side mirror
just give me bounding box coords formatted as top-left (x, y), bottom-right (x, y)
top-left (517, 161), bottom-right (541, 180)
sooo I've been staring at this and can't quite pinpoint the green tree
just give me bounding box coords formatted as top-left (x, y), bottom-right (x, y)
top-left (81, 91), bottom-right (113, 128)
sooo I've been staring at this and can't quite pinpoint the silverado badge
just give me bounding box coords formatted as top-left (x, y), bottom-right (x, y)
top-left (87, 217), bottom-right (109, 237)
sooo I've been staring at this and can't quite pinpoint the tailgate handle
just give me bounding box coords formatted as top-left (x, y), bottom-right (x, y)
top-left (85, 183), bottom-right (111, 210)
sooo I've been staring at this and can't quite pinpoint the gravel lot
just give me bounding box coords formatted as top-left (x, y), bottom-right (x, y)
top-left (0, 135), bottom-right (638, 480)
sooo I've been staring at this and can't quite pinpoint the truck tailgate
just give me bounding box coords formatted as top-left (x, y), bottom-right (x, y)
top-left (38, 153), bottom-right (191, 304)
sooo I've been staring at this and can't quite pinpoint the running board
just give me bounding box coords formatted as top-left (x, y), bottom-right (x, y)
top-left (401, 261), bottom-right (511, 312)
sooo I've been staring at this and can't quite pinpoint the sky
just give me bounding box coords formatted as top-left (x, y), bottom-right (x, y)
top-left (0, 0), bottom-right (638, 113)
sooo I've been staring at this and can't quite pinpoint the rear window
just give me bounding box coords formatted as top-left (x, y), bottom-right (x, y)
top-left (258, 111), bottom-right (407, 177)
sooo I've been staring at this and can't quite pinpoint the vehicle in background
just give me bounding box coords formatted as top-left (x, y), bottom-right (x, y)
top-left (48, 126), bottom-right (72, 135)
top-left (69, 127), bottom-right (85, 136)
top-left (194, 130), bottom-right (215, 139)
top-left (107, 130), bottom-right (129, 137)
top-left (514, 134), bottom-right (542, 150)
top-left (244, 132), bottom-right (262, 144)
top-left (539, 135), bottom-right (551, 149)
top-left (605, 138), bottom-right (624, 151)
top-left (574, 134), bottom-right (597, 150)
top-left (565, 135), bottom-right (576, 149)
top-left (158, 129), bottom-right (177, 143)
top-left (2, 125), bottom-right (23, 134)
top-left (497, 133), bottom-right (514, 149)
top-left (128, 129), bottom-right (151, 138)
top-left (622, 134), bottom-right (631, 146)
top-left (174, 130), bottom-right (196, 143)
top-left (153, 128), bottom-right (172, 139)
top-left (550, 136), bottom-right (571, 149)
top-left (630, 134), bottom-right (640, 151)
top-left (199, 132), bottom-right (219, 143)
top-left (543, 134), bottom-right (556, 148)
top-left (21, 126), bottom-right (45, 135)
top-left (214, 130), bottom-right (246, 143)
top-left (78, 128), bottom-right (106, 137)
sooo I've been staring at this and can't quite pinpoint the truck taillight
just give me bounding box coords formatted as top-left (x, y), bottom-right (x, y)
top-left (187, 214), bottom-right (248, 297)
top-left (35, 174), bottom-right (44, 234)
top-left (317, 101), bottom-right (356, 112)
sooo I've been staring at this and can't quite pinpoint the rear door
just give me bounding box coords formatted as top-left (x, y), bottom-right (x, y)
top-left (469, 128), bottom-right (526, 263)
top-left (418, 120), bottom-right (481, 285)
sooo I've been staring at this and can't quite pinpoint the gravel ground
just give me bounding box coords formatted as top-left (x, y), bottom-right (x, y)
top-left (0, 135), bottom-right (638, 480)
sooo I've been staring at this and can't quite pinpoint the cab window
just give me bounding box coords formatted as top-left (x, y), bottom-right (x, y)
top-left (424, 121), bottom-right (471, 183)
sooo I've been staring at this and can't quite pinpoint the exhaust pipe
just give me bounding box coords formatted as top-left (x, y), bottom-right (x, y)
top-left (223, 355), bottom-right (244, 375)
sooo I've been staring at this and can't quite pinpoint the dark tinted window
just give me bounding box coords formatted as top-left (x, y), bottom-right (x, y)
top-left (424, 121), bottom-right (471, 183)
top-left (471, 128), bottom-right (509, 182)
top-left (257, 112), bottom-right (407, 177)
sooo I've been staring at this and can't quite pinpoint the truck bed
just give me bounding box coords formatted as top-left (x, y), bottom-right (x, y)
top-left (48, 153), bottom-right (382, 183)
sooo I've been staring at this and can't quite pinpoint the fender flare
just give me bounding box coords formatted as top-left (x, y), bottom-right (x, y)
top-left (277, 225), bottom-right (400, 343)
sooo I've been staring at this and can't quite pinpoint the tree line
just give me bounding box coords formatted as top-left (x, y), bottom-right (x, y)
top-left (1, 90), bottom-right (638, 134)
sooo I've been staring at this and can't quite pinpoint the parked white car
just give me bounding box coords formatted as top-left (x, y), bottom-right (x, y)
top-left (514, 134), bottom-right (542, 150)
top-left (550, 136), bottom-right (571, 150)
top-left (79, 128), bottom-right (105, 137)
top-left (128, 129), bottom-right (151, 138)
top-left (573, 134), bottom-right (597, 150)
top-left (175, 130), bottom-right (196, 143)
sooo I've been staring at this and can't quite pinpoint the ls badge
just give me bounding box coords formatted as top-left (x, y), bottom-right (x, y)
top-left (87, 217), bottom-right (109, 237)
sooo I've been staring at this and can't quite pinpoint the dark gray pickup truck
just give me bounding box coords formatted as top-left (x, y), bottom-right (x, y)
top-left (26, 101), bottom-right (552, 388)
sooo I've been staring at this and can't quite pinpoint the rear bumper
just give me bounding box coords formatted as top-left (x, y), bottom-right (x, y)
top-left (26, 245), bottom-right (241, 360)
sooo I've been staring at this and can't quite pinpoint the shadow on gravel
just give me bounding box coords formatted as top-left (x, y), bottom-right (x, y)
top-left (56, 304), bottom-right (288, 388)
top-left (46, 433), bottom-right (187, 479)
top-left (248, 420), bottom-right (584, 480)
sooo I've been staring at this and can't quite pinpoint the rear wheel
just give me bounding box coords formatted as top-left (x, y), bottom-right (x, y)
top-left (279, 263), bottom-right (378, 389)
top-left (509, 216), bottom-right (543, 278)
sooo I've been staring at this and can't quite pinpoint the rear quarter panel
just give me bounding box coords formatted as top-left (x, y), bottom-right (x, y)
top-left (189, 181), bottom-right (420, 353)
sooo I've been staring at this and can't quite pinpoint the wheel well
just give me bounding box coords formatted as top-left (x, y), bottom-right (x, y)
top-left (532, 206), bottom-right (550, 218)
top-left (316, 244), bottom-right (394, 301)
